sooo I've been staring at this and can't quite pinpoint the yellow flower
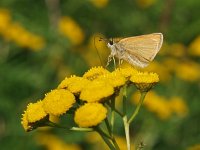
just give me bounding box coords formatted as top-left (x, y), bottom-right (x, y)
top-left (98, 71), bottom-right (126, 88)
top-left (21, 110), bottom-right (33, 132)
top-left (26, 100), bottom-right (47, 123)
top-left (0, 9), bottom-right (11, 33)
top-left (74, 103), bottom-right (107, 127)
top-left (169, 97), bottom-right (188, 117)
top-left (80, 80), bottom-right (114, 102)
top-left (59, 16), bottom-right (84, 45)
top-left (130, 72), bottom-right (159, 92)
top-left (83, 66), bottom-right (110, 80)
top-left (114, 64), bottom-right (138, 79)
top-left (43, 89), bottom-right (75, 116)
top-left (189, 36), bottom-right (200, 56)
top-left (90, 0), bottom-right (109, 8)
top-left (58, 75), bottom-right (91, 94)
top-left (175, 61), bottom-right (200, 82)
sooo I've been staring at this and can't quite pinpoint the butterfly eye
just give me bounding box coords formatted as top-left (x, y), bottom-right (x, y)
top-left (109, 40), bottom-right (113, 45)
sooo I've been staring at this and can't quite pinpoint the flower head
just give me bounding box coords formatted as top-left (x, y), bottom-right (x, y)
top-left (58, 75), bottom-right (91, 94)
top-left (80, 80), bottom-right (114, 102)
top-left (130, 72), bottom-right (159, 92)
top-left (59, 16), bottom-right (84, 45)
top-left (98, 71), bottom-right (126, 88)
top-left (83, 66), bottom-right (110, 80)
top-left (21, 110), bottom-right (33, 132)
top-left (43, 89), bottom-right (75, 116)
top-left (74, 103), bottom-right (107, 127)
top-left (26, 100), bottom-right (47, 123)
top-left (114, 65), bottom-right (138, 80)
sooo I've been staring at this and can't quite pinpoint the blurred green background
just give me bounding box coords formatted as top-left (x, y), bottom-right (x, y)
top-left (0, 0), bottom-right (200, 150)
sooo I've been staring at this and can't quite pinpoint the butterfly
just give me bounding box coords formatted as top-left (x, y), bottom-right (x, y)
top-left (103, 33), bottom-right (163, 68)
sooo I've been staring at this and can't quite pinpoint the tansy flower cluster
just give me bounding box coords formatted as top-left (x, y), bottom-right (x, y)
top-left (0, 9), bottom-right (45, 51)
top-left (21, 66), bottom-right (159, 131)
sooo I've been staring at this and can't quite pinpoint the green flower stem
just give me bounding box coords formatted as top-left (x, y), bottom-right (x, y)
top-left (106, 103), bottom-right (123, 117)
top-left (123, 116), bottom-right (130, 150)
top-left (122, 85), bottom-right (131, 150)
top-left (128, 91), bottom-right (147, 124)
top-left (95, 126), bottom-right (116, 150)
top-left (105, 118), bottom-right (120, 150)
top-left (70, 127), bottom-right (93, 132)
top-left (45, 121), bottom-right (93, 132)
top-left (111, 98), bottom-right (115, 133)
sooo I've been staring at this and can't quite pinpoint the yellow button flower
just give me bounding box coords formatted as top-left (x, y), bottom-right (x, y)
top-left (59, 16), bottom-right (84, 45)
top-left (74, 103), bottom-right (107, 127)
top-left (43, 89), bottom-right (75, 116)
top-left (58, 75), bottom-right (91, 94)
top-left (98, 71), bottom-right (126, 88)
top-left (114, 66), bottom-right (138, 79)
top-left (26, 100), bottom-right (47, 123)
top-left (80, 80), bottom-right (114, 102)
top-left (83, 66), bottom-right (110, 80)
top-left (21, 110), bottom-right (33, 132)
top-left (130, 72), bottom-right (159, 92)
top-left (169, 97), bottom-right (188, 117)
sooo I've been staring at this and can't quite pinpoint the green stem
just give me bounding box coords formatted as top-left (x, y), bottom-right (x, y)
top-left (122, 85), bottom-right (131, 150)
top-left (111, 98), bottom-right (115, 133)
top-left (128, 91), bottom-right (147, 124)
top-left (123, 116), bottom-right (130, 150)
top-left (45, 121), bottom-right (93, 132)
top-left (95, 126), bottom-right (116, 150)
top-left (105, 118), bottom-right (120, 150)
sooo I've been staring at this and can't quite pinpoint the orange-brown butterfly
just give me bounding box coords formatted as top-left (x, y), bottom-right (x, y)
top-left (102, 33), bottom-right (163, 68)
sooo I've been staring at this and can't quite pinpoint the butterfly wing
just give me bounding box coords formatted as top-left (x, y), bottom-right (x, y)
top-left (117, 33), bottom-right (163, 67)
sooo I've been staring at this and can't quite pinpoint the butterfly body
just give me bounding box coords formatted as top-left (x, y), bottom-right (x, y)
top-left (106, 33), bottom-right (163, 68)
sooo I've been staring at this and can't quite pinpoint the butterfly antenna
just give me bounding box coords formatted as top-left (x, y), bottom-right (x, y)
top-left (94, 36), bottom-right (104, 67)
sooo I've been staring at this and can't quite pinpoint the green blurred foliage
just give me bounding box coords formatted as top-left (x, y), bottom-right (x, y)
top-left (0, 0), bottom-right (200, 150)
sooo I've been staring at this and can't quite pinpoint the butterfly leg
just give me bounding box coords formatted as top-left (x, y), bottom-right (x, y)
top-left (113, 56), bottom-right (116, 69)
top-left (106, 55), bottom-right (112, 67)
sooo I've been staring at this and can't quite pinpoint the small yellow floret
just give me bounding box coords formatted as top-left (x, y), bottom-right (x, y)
top-left (26, 100), bottom-right (47, 123)
top-left (98, 71), bottom-right (126, 88)
top-left (21, 111), bottom-right (32, 132)
top-left (58, 75), bottom-right (91, 94)
top-left (80, 80), bottom-right (114, 102)
top-left (83, 66), bottom-right (110, 80)
top-left (43, 89), bottom-right (75, 116)
top-left (74, 103), bottom-right (107, 127)
top-left (130, 72), bottom-right (159, 92)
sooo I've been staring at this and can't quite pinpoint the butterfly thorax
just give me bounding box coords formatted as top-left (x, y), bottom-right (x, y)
top-left (107, 38), bottom-right (126, 58)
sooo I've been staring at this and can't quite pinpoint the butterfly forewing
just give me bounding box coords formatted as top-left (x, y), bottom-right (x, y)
top-left (118, 33), bottom-right (163, 62)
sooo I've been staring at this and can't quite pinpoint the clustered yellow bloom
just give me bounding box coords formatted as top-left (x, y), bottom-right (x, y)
top-left (132, 91), bottom-right (188, 120)
top-left (74, 103), bottom-right (107, 127)
top-left (21, 66), bottom-right (159, 131)
top-left (189, 35), bottom-right (200, 56)
top-left (59, 16), bottom-right (84, 45)
top-left (130, 72), bottom-right (159, 92)
top-left (80, 79), bottom-right (114, 102)
top-left (21, 100), bottom-right (48, 132)
top-left (83, 66), bottom-right (110, 80)
top-left (43, 89), bottom-right (75, 116)
top-left (0, 9), bottom-right (45, 51)
top-left (58, 75), bottom-right (91, 94)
